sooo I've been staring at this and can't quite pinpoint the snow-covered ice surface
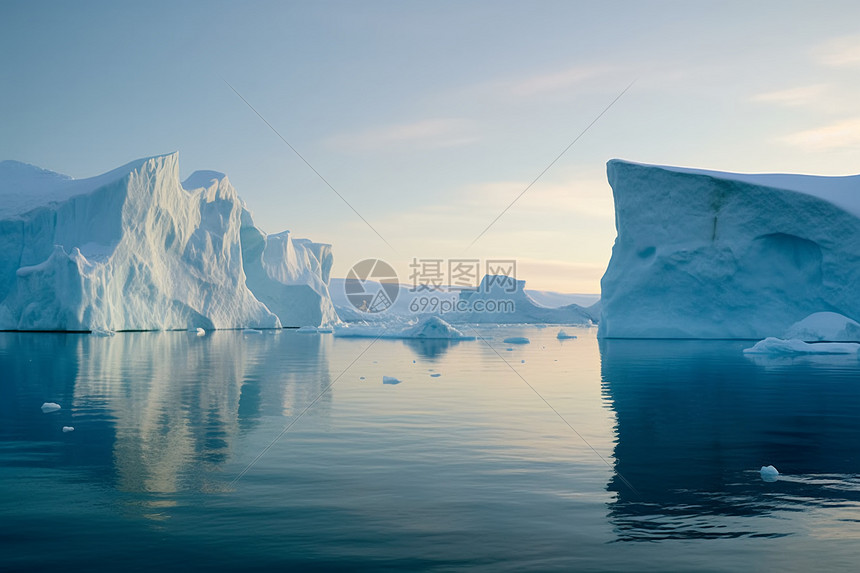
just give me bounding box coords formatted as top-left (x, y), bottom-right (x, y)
top-left (334, 316), bottom-right (475, 340)
top-left (0, 154), bottom-right (336, 330)
top-left (784, 312), bottom-right (860, 342)
top-left (743, 337), bottom-right (860, 355)
top-left (599, 160), bottom-right (860, 339)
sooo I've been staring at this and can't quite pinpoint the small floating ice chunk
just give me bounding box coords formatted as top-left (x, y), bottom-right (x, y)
top-left (62, 426), bottom-right (74, 433)
top-left (430, 373), bottom-right (441, 378)
top-left (503, 336), bottom-right (530, 344)
top-left (743, 337), bottom-right (860, 355)
top-left (382, 376), bottom-right (401, 385)
top-left (359, 376), bottom-right (365, 380)
top-left (557, 330), bottom-right (577, 340)
top-left (243, 328), bottom-right (263, 335)
top-left (760, 465), bottom-right (779, 482)
top-left (196, 328), bottom-right (206, 336)
top-left (521, 360), bottom-right (525, 363)
top-left (41, 402), bottom-right (61, 413)
top-left (506, 348), bottom-right (514, 351)
top-left (90, 328), bottom-right (115, 337)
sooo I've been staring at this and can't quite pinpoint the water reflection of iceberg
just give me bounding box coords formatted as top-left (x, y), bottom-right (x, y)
top-left (401, 338), bottom-right (462, 360)
top-left (599, 339), bottom-right (860, 542)
top-left (70, 331), bottom-right (331, 495)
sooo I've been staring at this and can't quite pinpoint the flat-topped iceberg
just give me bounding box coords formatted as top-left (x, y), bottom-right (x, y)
top-left (0, 154), bottom-right (336, 330)
top-left (743, 337), bottom-right (860, 355)
top-left (599, 160), bottom-right (860, 339)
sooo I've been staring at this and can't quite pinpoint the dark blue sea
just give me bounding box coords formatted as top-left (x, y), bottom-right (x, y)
top-left (2, 327), bottom-right (859, 571)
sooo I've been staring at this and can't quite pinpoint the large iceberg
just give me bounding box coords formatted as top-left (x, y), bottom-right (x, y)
top-left (452, 275), bottom-right (597, 324)
top-left (599, 160), bottom-right (860, 339)
top-left (0, 154), bottom-right (336, 330)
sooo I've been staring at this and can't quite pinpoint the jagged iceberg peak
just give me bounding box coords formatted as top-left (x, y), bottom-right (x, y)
top-left (0, 153), bottom-right (179, 219)
top-left (599, 160), bottom-right (860, 339)
top-left (0, 153), bottom-right (337, 331)
top-left (182, 170), bottom-right (228, 191)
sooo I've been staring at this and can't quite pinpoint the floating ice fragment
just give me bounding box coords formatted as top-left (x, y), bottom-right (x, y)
top-left (90, 328), bottom-right (115, 337)
top-left (62, 426), bottom-right (74, 433)
top-left (196, 328), bottom-right (206, 336)
top-left (243, 328), bottom-right (263, 335)
top-left (760, 465), bottom-right (779, 482)
top-left (359, 376), bottom-right (365, 380)
top-left (743, 337), bottom-right (860, 355)
top-left (41, 402), bottom-right (61, 413)
top-left (521, 360), bottom-right (525, 363)
top-left (506, 348), bottom-right (514, 351)
top-left (503, 337), bottom-right (530, 344)
top-left (557, 330), bottom-right (577, 340)
top-left (382, 376), bottom-right (401, 385)
top-left (430, 373), bottom-right (441, 378)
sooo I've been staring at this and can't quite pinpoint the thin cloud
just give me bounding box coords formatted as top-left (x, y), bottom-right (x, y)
top-left (780, 117), bottom-right (860, 151)
top-left (326, 118), bottom-right (479, 152)
top-left (815, 35), bottom-right (860, 68)
top-left (751, 84), bottom-right (828, 107)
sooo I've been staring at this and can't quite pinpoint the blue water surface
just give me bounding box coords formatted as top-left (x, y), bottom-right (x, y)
top-left (1, 327), bottom-right (859, 571)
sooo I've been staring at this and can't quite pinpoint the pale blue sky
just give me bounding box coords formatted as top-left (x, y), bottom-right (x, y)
top-left (2, 1), bottom-right (859, 292)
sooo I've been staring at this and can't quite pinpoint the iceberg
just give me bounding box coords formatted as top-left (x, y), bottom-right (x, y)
top-left (453, 275), bottom-right (597, 324)
top-left (742, 337), bottom-right (859, 355)
top-left (784, 312), bottom-right (860, 342)
top-left (599, 160), bottom-right (860, 339)
top-left (0, 154), bottom-right (336, 330)
top-left (333, 316), bottom-right (474, 340)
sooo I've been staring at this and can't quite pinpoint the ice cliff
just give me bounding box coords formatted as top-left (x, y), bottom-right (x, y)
top-left (599, 160), bottom-right (860, 339)
top-left (0, 154), bottom-right (337, 331)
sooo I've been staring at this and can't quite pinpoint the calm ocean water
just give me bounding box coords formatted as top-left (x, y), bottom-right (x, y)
top-left (1, 327), bottom-right (859, 571)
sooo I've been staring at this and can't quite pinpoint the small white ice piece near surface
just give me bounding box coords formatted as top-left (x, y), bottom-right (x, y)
top-left (382, 376), bottom-right (401, 385)
top-left (760, 465), bottom-right (779, 482)
top-left (41, 402), bottom-right (61, 413)
top-left (90, 329), bottom-right (115, 337)
top-left (196, 328), bottom-right (206, 336)
top-left (557, 330), bottom-right (577, 340)
top-left (743, 337), bottom-right (860, 355)
top-left (243, 328), bottom-right (263, 335)
top-left (503, 337), bottom-right (530, 344)
top-left (62, 426), bottom-right (74, 433)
